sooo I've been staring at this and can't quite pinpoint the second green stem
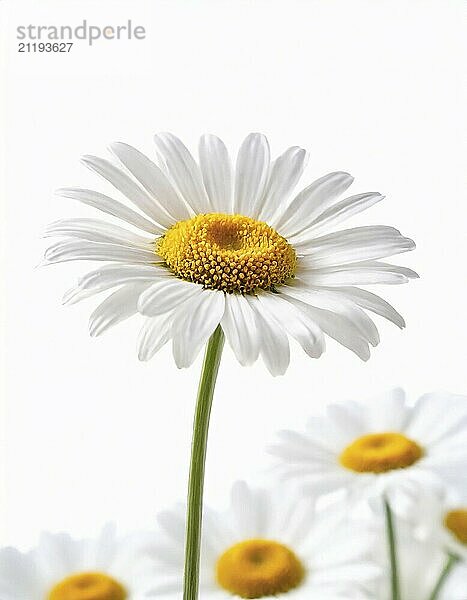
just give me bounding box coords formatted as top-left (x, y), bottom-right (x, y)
top-left (384, 497), bottom-right (401, 600)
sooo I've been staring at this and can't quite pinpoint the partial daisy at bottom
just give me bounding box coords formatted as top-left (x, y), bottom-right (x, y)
top-left (374, 514), bottom-right (467, 600)
top-left (143, 481), bottom-right (380, 599)
top-left (0, 525), bottom-right (156, 600)
top-left (43, 132), bottom-right (417, 375)
top-left (372, 491), bottom-right (467, 600)
top-left (268, 388), bottom-right (467, 506)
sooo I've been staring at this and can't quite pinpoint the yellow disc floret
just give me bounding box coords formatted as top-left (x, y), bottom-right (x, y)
top-left (216, 538), bottom-right (305, 598)
top-left (339, 432), bottom-right (424, 474)
top-left (157, 214), bottom-right (296, 293)
top-left (48, 572), bottom-right (127, 600)
top-left (444, 509), bottom-right (467, 544)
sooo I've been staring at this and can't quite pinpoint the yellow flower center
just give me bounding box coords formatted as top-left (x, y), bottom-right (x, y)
top-left (339, 432), bottom-right (424, 473)
top-left (216, 538), bottom-right (305, 598)
top-left (157, 213), bottom-right (296, 293)
top-left (444, 509), bottom-right (467, 544)
top-left (48, 572), bottom-right (127, 600)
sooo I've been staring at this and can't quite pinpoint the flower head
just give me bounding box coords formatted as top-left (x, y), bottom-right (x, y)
top-left (269, 389), bottom-right (467, 505)
top-left (145, 481), bottom-right (379, 599)
top-left (44, 133), bottom-right (417, 374)
top-left (0, 525), bottom-right (156, 600)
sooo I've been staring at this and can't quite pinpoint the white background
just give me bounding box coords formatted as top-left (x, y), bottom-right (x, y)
top-left (1, 0), bottom-right (466, 549)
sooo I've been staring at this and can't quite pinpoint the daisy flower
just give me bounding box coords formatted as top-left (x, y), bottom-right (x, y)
top-left (145, 481), bottom-right (380, 599)
top-left (43, 132), bottom-right (417, 375)
top-left (269, 389), bottom-right (467, 504)
top-left (372, 494), bottom-right (467, 600)
top-left (0, 525), bottom-right (155, 600)
top-left (405, 492), bottom-right (467, 598)
top-left (375, 523), bottom-right (465, 600)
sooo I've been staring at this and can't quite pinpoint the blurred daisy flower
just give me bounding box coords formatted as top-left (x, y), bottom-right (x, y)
top-left (43, 133), bottom-right (417, 374)
top-left (406, 493), bottom-right (467, 598)
top-left (144, 481), bottom-right (380, 599)
top-left (375, 521), bottom-right (466, 600)
top-left (269, 389), bottom-right (467, 504)
top-left (0, 525), bottom-right (155, 600)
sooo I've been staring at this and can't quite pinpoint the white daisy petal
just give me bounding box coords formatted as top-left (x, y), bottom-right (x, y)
top-left (198, 134), bottom-right (233, 213)
top-left (306, 192), bottom-right (384, 237)
top-left (234, 133), bottom-right (270, 216)
top-left (282, 283), bottom-right (379, 347)
top-left (153, 132), bottom-right (209, 214)
top-left (298, 260), bottom-right (419, 286)
top-left (324, 286), bottom-right (406, 329)
top-left (137, 312), bottom-right (175, 361)
top-left (89, 283), bottom-right (148, 337)
top-left (259, 146), bottom-right (308, 224)
top-left (172, 290), bottom-right (225, 368)
top-left (81, 155), bottom-right (172, 227)
top-left (256, 291), bottom-right (325, 358)
top-left (56, 187), bottom-right (164, 235)
top-left (406, 392), bottom-right (467, 446)
top-left (63, 264), bottom-right (166, 305)
top-left (220, 293), bottom-right (260, 366)
top-left (302, 304), bottom-right (371, 360)
top-left (275, 171), bottom-right (354, 238)
top-left (138, 278), bottom-right (201, 317)
top-left (44, 218), bottom-right (153, 249)
top-left (110, 142), bottom-right (192, 223)
top-left (0, 548), bottom-right (39, 596)
top-left (246, 296), bottom-right (290, 376)
top-left (295, 226), bottom-right (415, 263)
top-left (43, 239), bottom-right (157, 266)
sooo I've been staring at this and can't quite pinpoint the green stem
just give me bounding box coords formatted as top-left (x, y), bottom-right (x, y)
top-left (384, 498), bottom-right (401, 600)
top-left (183, 325), bottom-right (225, 600)
top-left (427, 553), bottom-right (459, 600)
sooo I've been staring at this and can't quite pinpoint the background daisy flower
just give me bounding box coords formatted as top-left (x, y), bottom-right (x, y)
top-left (269, 388), bottom-right (467, 505)
top-left (0, 525), bottom-right (156, 600)
top-left (144, 481), bottom-right (380, 599)
top-left (43, 133), bottom-right (417, 375)
top-left (373, 521), bottom-right (465, 600)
